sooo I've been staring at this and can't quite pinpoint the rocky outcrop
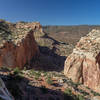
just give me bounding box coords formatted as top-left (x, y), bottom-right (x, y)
top-left (0, 20), bottom-right (40, 68)
top-left (64, 29), bottom-right (100, 93)
top-left (0, 78), bottom-right (14, 100)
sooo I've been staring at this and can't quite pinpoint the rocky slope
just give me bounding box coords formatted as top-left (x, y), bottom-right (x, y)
top-left (33, 26), bottom-right (73, 72)
top-left (64, 29), bottom-right (100, 93)
top-left (1, 20), bottom-right (100, 100)
top-left (0, 20), bottom-right (40, 69)
top-left (1, 67), bottom-right (100, 100)
top-left (0, 20), bottom-right (75, 100)
top-left (0, 78), bottom-right (14, 100)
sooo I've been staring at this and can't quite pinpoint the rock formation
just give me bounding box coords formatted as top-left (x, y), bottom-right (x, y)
top-left (0, 20), bottom-right (40, 68)
top-left (64, 29), bottom-right (100, 93)
top-left (0, 78), bottom-right (14, 100)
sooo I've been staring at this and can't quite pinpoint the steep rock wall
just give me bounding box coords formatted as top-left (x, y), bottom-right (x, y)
top-left (0, 21), bottom-right (41, 68)
top-left (64, 29), bottom-right (100, 92)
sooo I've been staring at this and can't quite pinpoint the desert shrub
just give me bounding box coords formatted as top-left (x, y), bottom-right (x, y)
top-left (64, 88), bottom-right (72, 96)
top-left (64, 88), bottom-right (85, 100)
top-left (78, 89), bottom-right (89, 96)
top-left (0, 66), bottom-right (12, 71)
top-left (34, 72), bottom-right (41, 80)
top-left (46, 76), bottom-right (53, 85)
top-left (13, 67), bottom-right (21, 75)
top-left (76, 94), bottom-right (84, 100)
top-left (41, 71), bottom-right (48, 77)
top-left (30, 69), bottom-right (41, 80)
top-left (91, 90), bottom-right (100, 96)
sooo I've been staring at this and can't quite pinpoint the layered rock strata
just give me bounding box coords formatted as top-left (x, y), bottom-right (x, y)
top-left (64, 29), bottom-right (100, 92)
top-left (0, 20), bottom-right (40, 68)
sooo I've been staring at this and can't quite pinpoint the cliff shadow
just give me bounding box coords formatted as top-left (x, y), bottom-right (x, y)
top-left (0, 73), bottom-right (76, 100)
top-left (31, 46), bottom-right (66, 72)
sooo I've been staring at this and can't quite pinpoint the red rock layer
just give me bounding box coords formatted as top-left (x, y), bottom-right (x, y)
top-left (0, 30), bottom-right (39, 69)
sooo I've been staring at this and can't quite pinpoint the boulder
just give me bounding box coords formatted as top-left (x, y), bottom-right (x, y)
top-left (64, 29), bottom-right (100, 93)
top-left (0, 20), bottom-right (40, 68)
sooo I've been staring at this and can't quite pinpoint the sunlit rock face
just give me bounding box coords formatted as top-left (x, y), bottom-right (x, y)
top-left (0, 20), bottom-right (40, 68)
top-left (64, 29), bottom-right (100, 93)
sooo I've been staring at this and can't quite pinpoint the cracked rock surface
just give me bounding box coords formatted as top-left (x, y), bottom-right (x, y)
top-left (64, 29), bottom-right (100, 93)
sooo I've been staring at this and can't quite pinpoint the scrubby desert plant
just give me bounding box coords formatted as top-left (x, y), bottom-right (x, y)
top-left (30, 69), bottom-right (41, 80)
top-left (64, 88), bottom-right (72, 96)
top-left (13, 67), bottom-right (21, 75)
top-left (76, 94), bottom-right (84, 100)
top-left (46, 76), bottom-right (53, 85)
top-left (91, 90), bottom-right (100, 96)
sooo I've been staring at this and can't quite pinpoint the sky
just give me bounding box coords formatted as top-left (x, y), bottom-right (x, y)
top-left (0, 0), bottom-right (100, 25)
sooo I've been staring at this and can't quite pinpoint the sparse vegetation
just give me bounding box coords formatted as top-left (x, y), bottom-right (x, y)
top-left (78, 89), bottom-right (89, 96)
top-left (76, 94), bottom-right (85, 100)
top-left (0, 66), bottom-right (11, 71)
top-left (64, 88), bottom-right (75, 100)
top-left (91, 90), bottom-right (100, 96)
top-left (30, 69), bottom-right (41, 80)
top-left (64, 88), bottom-right (72, 96)
top-left (43, 71), bottom-right (48, 77)
top-left (13, 67), bottom-right (21, 75)
top-left (0, 20), bottom-right (100, 100)
top-left (64, 88), bottom-right (85, 100)
top-left (46, 76), bottom-right (53, 85)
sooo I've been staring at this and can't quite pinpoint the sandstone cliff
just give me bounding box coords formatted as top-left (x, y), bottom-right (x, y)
top-left (0, 20), bottom-right (40, 68)
top-left (64, 29), bottom-right (100, 93)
